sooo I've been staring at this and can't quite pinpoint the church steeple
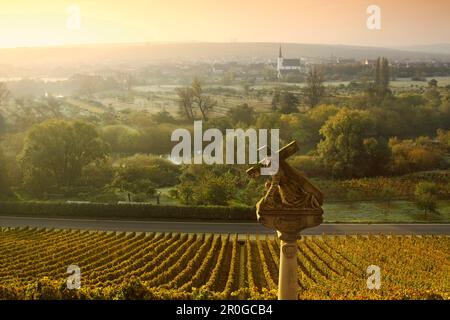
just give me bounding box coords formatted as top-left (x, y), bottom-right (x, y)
top-left (277, 46), bottom-right (283, 79)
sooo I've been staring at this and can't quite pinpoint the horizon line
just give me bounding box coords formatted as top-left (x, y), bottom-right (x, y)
top-left (1, 40), bottom-right (449, 51)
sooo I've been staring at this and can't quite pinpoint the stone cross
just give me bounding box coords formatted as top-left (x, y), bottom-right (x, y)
top-left (247, 140), bottom-right (324, 300)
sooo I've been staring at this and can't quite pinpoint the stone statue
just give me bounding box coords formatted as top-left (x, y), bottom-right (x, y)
top-left (246, 140), bottom-right (324, 241)
top-left (246, 140), bottom-right (325, 300)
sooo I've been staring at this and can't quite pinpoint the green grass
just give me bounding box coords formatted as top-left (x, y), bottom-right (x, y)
top-left (323, 200), bottom-right (450, 223)
top-left (269, 76), bottom-right (450, 89)
top-left (390, 76), bottom-right (450, 88)
top-left (138, 185), bottom-right (450, 223)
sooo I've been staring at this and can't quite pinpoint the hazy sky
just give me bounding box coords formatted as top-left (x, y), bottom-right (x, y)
top-left (0, 0), bottom-right (449, 48)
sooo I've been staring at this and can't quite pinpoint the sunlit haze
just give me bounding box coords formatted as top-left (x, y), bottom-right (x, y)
top-left (0, 0), bottom-right (449, 48)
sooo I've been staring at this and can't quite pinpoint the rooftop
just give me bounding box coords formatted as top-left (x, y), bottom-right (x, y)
top-left (282, 59), bottom-right (301, 67)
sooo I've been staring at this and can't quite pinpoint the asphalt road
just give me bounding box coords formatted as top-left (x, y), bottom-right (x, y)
top-left (1, 216), bottom-right (449, 235)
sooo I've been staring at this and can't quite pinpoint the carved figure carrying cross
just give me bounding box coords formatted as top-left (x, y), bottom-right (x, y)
top-left (246, 140), bottom-right (323, 213)
top-left (246, 140), bottom-right (324, 300)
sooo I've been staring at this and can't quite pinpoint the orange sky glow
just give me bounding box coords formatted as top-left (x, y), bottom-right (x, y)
top-left (0, 0), bottom-right (449, 48)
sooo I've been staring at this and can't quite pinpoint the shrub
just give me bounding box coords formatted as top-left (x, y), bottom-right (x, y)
top-left (414, 182), bottom-right (438, 214)
top-left (114, 154), bottom-right (180, 189)
top-left (0, 201), bottom-right (255, 221)
top-left (389, 137), bottom-right (445, 175)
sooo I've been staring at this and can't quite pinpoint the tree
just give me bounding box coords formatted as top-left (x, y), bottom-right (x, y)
top-left (136, 124), bottom-right (175, 155)
top-left (113, 154), bottom-right (180, 189)
top-left (226, 103), bottom-right (255, 126)
top-left (175, 87), bottom-right (194, 121)
top-left (389, 137), bottom-right (444, 175)
top-left (191, 78), bottom-right (216, 121)
top-left (282, 105), bottom-right (339, 152)
top-left (437, 129), bottom-right (450, 148)
top-left (271, 89), bottom-right (281, 111)
top-left (100, 125), bottom-right (140, 154)
top-left (198, 96), bottom-right (217, 121)
top-left (80, 159), bottom-right (114, 189)
top-left (272, 90), bottom-right (299, 114)
top-left (304, 66), bottom-right (325, 108)
top-left (150, 109), bottom-right (177, 124)
top-left (20, 120), bottom-right (109, 194)
top-left (363, 137), bottom-right (392, 176)
top-left (195, 172), bottom-right (236, 205)
top-left (378, 57), bottom-right (390, 92)
top-left (0, 148), bottom-right (11, 197)
top-left (174, 164), bottom-right (248, 206)
top-left (370, 57), bottom-right (391, 104)
top-left (176, 170), bottom-right (236, 205)
top-left (176, 181), bottom-right (195, 205)
top-left (438, 101), bottom-right (450, 129)
top-left (278, 92), bottom-right (299, 114)
top-left (236, 179), bottom-right (265, 206)
top-left (428, 79), bottom-right (438, 87)
top-left (424, 86), bottom-right (442, 108)
top-left (176, 79), bottom-right (217, 121)
top-left (414, 182), bottom-right (438, 214)
top-left (317, 108), bottom-right (389, 178)
top-left (255, 113), bottom-right (281, 131)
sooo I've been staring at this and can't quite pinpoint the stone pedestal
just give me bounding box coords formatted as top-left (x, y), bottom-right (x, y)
top-left (278, 237), bottom-right (298, 300)
top-left (247, 139), bottom-right (324, 300)
top-left (257, 209), bottom-right (323, 300)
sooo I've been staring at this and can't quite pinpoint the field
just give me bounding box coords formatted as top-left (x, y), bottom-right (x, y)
top-left (119, 85), bottom-right (274, 117)
top-left (0, 228), bottom-right (448, 300)
top-left (65, 98), bottom-right (106, 114)
top-left (323, 200), bottom-right (450, 223)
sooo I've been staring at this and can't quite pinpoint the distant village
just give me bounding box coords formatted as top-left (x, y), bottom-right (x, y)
top-left (1, 45), bottom-right (450, 98)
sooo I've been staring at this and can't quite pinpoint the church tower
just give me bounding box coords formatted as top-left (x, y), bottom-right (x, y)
top-left (277, 45), bottom-right (283, 79)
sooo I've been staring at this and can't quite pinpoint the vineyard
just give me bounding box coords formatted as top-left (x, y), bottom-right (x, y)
top-left (0, 227), bottom-right (448, 300)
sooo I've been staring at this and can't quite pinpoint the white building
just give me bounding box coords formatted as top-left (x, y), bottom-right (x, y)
top-left (277, 46), bottom-right (303, 79)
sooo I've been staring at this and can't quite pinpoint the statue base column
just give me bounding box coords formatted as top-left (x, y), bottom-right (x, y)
top-left (277, 232), bottom-right (298, 300)
top-left (257, 210), bottom-right (323, 300)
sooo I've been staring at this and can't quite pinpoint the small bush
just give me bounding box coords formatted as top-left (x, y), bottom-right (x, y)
top-left (414, 182), bottom-right (438, 214)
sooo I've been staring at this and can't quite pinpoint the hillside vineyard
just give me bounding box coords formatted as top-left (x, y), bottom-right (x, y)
top-left (0, 227), bottom-right (448, 299)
